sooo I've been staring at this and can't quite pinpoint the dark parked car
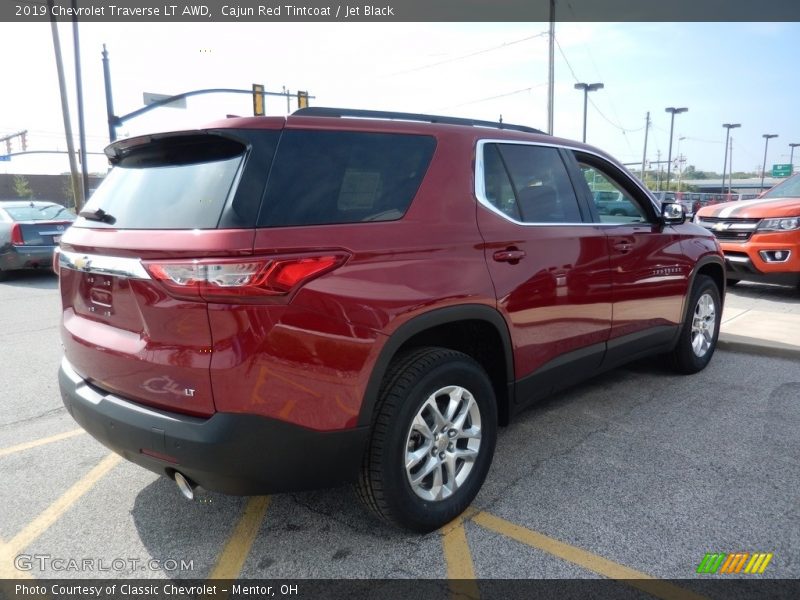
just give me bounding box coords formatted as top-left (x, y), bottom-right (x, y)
top-left (57, 108), bottom-right (725, 532)
top-left (0, 200), bottom-right (74, 280)
top-left (592, 190), bottom-right (642, 217)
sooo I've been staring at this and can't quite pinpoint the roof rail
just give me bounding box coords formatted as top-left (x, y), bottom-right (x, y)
top-left (292, 107), bottom-right (545, 135)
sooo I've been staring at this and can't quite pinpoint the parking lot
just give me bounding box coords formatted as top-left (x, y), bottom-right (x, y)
top-left (1, 272), bottom-right (798, 597)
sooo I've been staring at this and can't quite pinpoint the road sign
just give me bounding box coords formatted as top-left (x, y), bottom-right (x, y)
top-left (772, 164), bottom-right (793, 177)
top-left (0, 155), bottom-right (10, 161)
top-left (142, 92), bottom-right (187, 109)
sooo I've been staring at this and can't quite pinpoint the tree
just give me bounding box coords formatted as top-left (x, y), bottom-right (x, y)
top-left (61, 174), bottom-right (77, 209)
top-left (13, 175), bottom-right (33, 198)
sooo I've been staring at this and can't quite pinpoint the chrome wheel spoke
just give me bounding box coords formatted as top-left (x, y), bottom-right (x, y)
top-left (404, 384), bottom-right (483, 502)
top-left (453, 446), bottom-right (479, 463)
top-left (690, 292), bottom-right (716, 358)
top-left (451, 394), bottom-right (475, 431)
top-left (406, 442), bottom-right (432, 470)
top-left (409, 455), bottom-right (439, 487)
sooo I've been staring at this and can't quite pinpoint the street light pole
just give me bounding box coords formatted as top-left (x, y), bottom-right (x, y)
top-left (721, 123), bottom-right (740, 198)
top-left (574, 82), bottom-right (604, 143)
top-left (665, 107), bottom-right (688, 191)
top-left (547, 0), bottom-right (555, 135)
top-left (761, 134), bottom-right (778, 191)
top-left (790, 143), bottom-right (800, 174)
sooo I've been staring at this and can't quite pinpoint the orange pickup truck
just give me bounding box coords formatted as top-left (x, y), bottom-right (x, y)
top-left (695, 173), bottom-right (800, 289)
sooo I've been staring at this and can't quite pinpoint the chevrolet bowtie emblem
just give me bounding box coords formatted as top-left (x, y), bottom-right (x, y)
top-left (712, 223), bottom-right (729, 231)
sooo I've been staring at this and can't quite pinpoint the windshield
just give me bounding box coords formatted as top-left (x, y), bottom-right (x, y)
top-left (764, 173), bottom-right (800, 198)
top-left (5, 204), bottom-right (74, 221)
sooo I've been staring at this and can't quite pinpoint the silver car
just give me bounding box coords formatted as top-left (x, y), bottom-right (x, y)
top-left (0, 200), bottom-right (75, 280)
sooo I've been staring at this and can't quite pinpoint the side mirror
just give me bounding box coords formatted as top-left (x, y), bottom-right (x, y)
top-left (661, 202), bottom-right (686, 225)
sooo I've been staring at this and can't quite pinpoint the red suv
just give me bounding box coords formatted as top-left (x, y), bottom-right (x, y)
top-left (57, 108), bottom-right (725, 532)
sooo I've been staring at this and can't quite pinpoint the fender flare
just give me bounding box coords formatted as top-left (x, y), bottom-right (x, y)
top-left (676, 254), bottom-right (726, 339)
top-left (356, 304), bottom-right (515, 427)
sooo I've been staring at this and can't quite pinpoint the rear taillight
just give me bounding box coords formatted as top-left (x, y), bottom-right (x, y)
top-left (10, 223), bottom-right (23, 245)
top-left (142, 254), bottom-right (347, 302)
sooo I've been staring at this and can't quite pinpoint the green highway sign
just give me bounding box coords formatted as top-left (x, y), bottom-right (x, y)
top-left (772, 164), bottom-right (793, 177)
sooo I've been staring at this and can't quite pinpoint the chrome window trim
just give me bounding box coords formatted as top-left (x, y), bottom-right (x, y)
top-left (474, 138), bottom-right (661, 227)
top-left (58, 249), bottom-right (151, 279)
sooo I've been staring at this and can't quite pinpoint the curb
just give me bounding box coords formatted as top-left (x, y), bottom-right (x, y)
top-left (718, 333), bottom-right (800, 360)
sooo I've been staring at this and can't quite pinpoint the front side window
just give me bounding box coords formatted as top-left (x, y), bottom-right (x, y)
top-left (480, 143), bottom-right (583, 224)
top-left (576, 159), bottom-right (651, 224)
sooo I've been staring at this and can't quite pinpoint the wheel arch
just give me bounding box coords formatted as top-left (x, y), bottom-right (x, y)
top-left (675, 254), bottom-right (725, 342)
top-left (357, 304), bottom-right (515, 428)
top-left (691, 255), bottom-right (726, 309)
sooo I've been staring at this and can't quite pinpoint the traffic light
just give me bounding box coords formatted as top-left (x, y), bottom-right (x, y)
top-left (21, 131), bottom-right (27, 151)
top-left (252, 84), bottom-right (265, 116)
top-left (297, 91), bottom-right (309, 109)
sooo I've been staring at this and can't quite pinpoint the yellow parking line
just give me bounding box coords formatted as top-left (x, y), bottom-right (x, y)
top-left (0, 429), bottom-right (85, 459)
top-left (0, 453), bottom-right (121, 578)
top-left (472, 512), bottom-right (708, 600)
top-left (0, 537), bottom-right (34, 580)
top-left (441, 512), bottom-right (479, 599)
top-left (208, 496), bottom-right (271, 580)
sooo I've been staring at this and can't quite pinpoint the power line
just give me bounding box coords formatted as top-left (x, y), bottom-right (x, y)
top-left (437, 84), bottom-right (546, 111)
top-left (388, 31), bottom-right (549, 77)
top-left (554, 36), bottom-right (643, 135)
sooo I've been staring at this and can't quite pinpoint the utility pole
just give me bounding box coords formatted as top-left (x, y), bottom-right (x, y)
top-left (641, 112), bottom-right (650, 182)
top-left (546, 0), bottom-right (555, 135)
top-left (665, 106), bottom-right (688, 191)
top-left (760, 133), bottom-right (778, 191)
top-left (102, 44), bottom-right (116, 142)
top-left (728, 137), bottom-right (734, 194)
top-left (720, 123), bottom-right (740, 198)
top-left (48, 0), bottom-right (82, 210)
top-left (656, 149), bottom-right (662, 191)
top-left (72, 0), bottom-right (88, 208)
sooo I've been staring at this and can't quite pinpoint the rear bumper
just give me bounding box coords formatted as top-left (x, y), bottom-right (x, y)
top-left (0, 245), bottom-right (55, 271)
top-left (59, 358), bottom-right (370, 495)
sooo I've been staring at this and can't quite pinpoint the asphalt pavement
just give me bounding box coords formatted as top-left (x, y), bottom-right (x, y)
top-left (0, 271), bottom-right (798, 595)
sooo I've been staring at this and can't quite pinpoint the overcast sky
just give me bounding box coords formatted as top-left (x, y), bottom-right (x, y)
top-left (1, 21), bottom-right (798, 177)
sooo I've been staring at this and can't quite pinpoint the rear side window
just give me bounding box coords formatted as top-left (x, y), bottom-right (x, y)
top-left (480, 143), bottom-right (583, 224)
top-left (78, 135), bottom-right (249, 229)
top-left (258, 130), bottom-right (436, 227)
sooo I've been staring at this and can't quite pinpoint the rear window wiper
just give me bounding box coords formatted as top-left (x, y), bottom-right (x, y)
top-left (78, 208), bottom-right (116, 225)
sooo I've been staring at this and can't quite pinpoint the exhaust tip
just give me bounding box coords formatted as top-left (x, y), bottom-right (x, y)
top-left (174, 472), bottom-right (196, 501)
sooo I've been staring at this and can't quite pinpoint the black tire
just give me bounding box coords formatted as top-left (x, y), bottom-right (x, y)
top-left (670, 275), bottom-right (722, 374)
top-left (357, 347), bottom-right (497, 532)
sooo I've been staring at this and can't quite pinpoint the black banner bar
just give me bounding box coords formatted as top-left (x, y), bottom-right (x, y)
top-left (4, 0), bottom-right (800, 22)
top-left (2, 579), bottom-right (800, 600)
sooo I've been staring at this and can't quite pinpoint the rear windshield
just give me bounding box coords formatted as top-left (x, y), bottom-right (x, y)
top-left (78, 135), bottom-right (246, 229)
top-left (5, 205), bottom-right (75, 221)
top-left (258, 130), bottom-right (436, 227)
